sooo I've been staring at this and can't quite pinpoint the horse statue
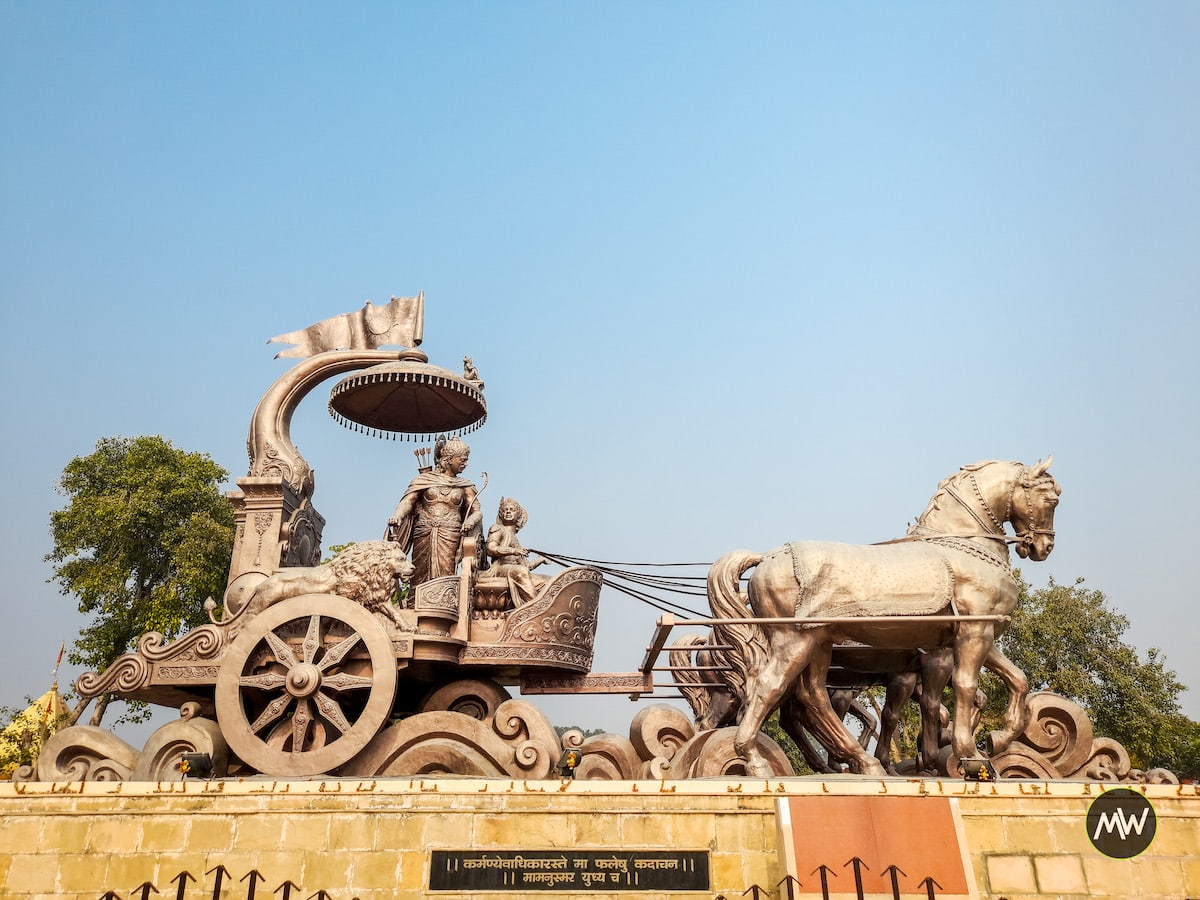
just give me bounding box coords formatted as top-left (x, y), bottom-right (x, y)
top-left (708, 457), bottom-right (1060, 776)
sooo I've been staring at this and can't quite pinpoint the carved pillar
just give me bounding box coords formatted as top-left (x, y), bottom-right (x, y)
top-left (223, 476), bottom-right (325, 612)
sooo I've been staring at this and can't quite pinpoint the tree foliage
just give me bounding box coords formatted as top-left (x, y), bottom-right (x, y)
top-left (983, 573), bottom-right (1198, 776)
top-left (552, 725), bottom-right (607, 740)
top-left (46, 436), bottom-right (235, 725)
top-left (762, 711), bottom-right (815, 776)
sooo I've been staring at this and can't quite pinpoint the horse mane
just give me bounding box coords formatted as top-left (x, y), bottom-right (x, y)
top-left (912, 459), bottom-right (1021, 528)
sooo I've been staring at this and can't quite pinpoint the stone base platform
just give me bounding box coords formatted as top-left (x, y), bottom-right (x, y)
top-left (1, 778), bottom-right (1197, 899)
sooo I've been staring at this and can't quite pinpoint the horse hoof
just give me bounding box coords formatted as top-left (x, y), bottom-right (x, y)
top-left (744, 759), bottom-right (771, 778)
top-left (988, 730), bottom-right (1014, 754)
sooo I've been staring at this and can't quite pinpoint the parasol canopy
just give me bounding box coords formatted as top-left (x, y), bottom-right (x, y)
top-left (328, 349), bottom-right (486, 440)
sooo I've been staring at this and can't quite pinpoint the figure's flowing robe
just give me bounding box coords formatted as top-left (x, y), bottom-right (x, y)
top-left (389, 472), bottom-right (478, 586)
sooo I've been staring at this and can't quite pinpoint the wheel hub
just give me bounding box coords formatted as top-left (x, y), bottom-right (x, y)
top-left (286, 662), bottom-right (323, 698)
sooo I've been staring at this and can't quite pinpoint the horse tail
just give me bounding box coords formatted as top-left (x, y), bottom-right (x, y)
top-left (707, 550), bottom-right (767, 701)
top-left (669, 634), bottom-right (713, 725)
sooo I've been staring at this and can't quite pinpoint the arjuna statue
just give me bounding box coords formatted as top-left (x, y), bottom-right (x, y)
top-left (385, 435), bottom-right (482, 586)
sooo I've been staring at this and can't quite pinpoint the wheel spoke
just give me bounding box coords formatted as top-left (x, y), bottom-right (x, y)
top-left (317, 630), bottom-right (362, 672)
top-left (248, 694), bottom-right (292, 735)
top-left (239, 672), bottom-right (286, 690)
top-left (313, 690), bottom-right (352, 735)
top-left (264, 630), bottom-right (299, 669)
top-left (302, 614), bottom-right (322, 664)
top-left (321, 671), bottom-right (374, 692)
top-left (291, 698), bottom-right (313, 753)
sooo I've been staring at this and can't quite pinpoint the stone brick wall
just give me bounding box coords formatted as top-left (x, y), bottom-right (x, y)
top-left (1, 779), bottom-right (1196, 899)
top-left (955, 784), bottom-right (1200, 898)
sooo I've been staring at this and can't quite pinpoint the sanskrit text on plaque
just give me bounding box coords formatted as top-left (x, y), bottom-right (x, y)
top-left (429, 850), bottom-right (709, 891)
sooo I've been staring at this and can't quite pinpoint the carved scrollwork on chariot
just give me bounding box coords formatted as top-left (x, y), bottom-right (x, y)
top-left (76, 625), bottom-right (229, 702)
top-left (280, 500), bottom-right (324, 567)
top-left (460, 568), bottom-right (602, 673)
top-left (138, 625), bottom-right (225, 662)
top-left (414, 577), bottom-right (461, 612)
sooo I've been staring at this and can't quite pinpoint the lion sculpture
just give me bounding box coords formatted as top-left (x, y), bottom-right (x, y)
top-left (239, 540), bottom-right (416, 629)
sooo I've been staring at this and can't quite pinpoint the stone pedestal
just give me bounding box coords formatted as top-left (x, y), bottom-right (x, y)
top-left (2, 779), bottom-right (1197, 899)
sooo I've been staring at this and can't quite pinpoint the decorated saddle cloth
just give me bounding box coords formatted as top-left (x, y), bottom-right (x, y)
top-left (769, 541), bottom-right (954, 619)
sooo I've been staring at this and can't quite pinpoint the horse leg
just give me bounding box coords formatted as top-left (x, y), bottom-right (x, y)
top-left (877, 672), bottom-right (916, 773)
top-left (795, 642), bottom-right (886, 776)
top-left (827, 688), bottom-right (861, 759)
top-left (780, 691), bottom-right (839, 774)
top-left (950, 622), bottom-right (993, 764)
top-left (821, 688), bottom-right (876, 755)
top-left (847, 697), bottom-right (877, 752)
top-left (982, 644), bottom-right (1030, 754)
top-left (829, 688), bottom-right (853, 720)
top-left (733, 632), bottom-right (814, 777)
top-left (917, 649), bottom-right (953, 774)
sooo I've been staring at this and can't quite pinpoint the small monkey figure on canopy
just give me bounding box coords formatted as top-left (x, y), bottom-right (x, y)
top-left (480, 496), bottom-right (547, 606)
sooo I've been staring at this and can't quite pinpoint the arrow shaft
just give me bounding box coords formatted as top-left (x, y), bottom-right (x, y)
top-left (171, 871), bottom-right (196, 900)
top-left (242, 872), bottom-right (264, 900)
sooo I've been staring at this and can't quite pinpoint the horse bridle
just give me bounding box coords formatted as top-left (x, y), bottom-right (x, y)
top-left (1009, 469), bottom-right (1057, 549)
top-left (924, 467), bottom-right (1055, 551)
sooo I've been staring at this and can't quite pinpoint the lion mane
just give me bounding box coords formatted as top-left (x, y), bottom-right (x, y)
top-left (240, 540), bottom-right (416, 629)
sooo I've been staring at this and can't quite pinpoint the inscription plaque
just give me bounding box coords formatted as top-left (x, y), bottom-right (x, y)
top-left (429, 850), bottom-right (709, 892)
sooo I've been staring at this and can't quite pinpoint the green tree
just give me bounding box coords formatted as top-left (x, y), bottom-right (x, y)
top-left (1175, 721), bottom-right (1200, 782)
top-left (46, 436), bottom-right (235, 727)
top-left (761, 710), bottom-right (815, 776)
top-left (552, 725), bottom-right (607, 740)
top-left (982, 573), bottom-right (1195, 773)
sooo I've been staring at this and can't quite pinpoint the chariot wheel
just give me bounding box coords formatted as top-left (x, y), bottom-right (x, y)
top-left (215, 594), bottom-right (397, 776)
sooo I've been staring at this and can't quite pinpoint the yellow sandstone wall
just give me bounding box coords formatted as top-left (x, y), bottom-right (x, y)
top-left (955, 784), bottom-right (1200, 899)
top-left (0, 778), bottom-right (1196, 900)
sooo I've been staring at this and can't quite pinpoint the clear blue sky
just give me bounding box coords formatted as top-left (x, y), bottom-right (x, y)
top-left (2, 4), bottom-right (1197, 741)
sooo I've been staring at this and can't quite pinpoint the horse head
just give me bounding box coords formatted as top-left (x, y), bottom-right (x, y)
top-left (1010, 456), bottom-right (1060, 561)
top-left (913, 458), bottom-right (1061, 562)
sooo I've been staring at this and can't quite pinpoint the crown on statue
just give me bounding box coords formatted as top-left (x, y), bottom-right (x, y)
top-left (437, 435), bottom-right (470, 461)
